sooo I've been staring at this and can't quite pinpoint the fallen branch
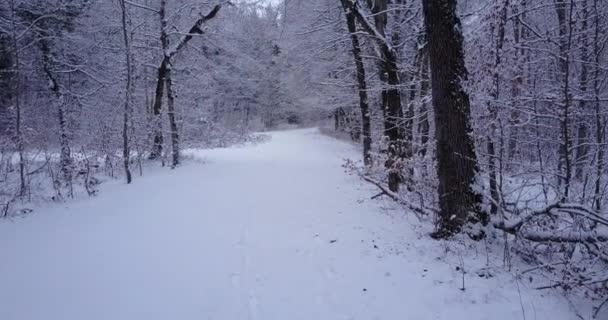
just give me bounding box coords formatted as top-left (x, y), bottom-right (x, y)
top-left (494, 202), bottom-right (608, 246)
top-left (595, 295), bottom-right (608, 319)
top-left (495, 202), bottom-right (608, 233)
top-left (27, 158), bottom-right (49, 176)
top-left (361, 174), bottom-right (433, 221)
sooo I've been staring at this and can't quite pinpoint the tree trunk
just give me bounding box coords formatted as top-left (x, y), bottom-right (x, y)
top-left (165, 67), bottom-right (180, 168)
top-left (56, 94), bottom-right (72, 196)
top-left (422, 0), bottom-right (484, 238)
top-left (41, 47), bottom-right (73, 192)
top-left (149, 0), bottom-right (169, 160)
top-left (555, 0), bottom-right (574, 201)
top-left (347, 5), bottom-right (407, 179)
top-left (506, 0), bottom-right (524, 163)
top-left (364, 0), bottom-right (405, 192)
top-left (592, 0), bottom-right (604, 211)
top-left (149, 2), bottom-right (223, 159)
top-left (150, 60), bottom-right (166, 159)
top-left (574, 1), bottom-right (590, 181)
top-left (487, 0), bottom-right (509, 216)
top-left (9, 0), bottom-right (26, 196)
top-left (339, 0), bottom-right (372, 166)
top-left (418, 51), bottom-right (430, 157)
top-left (120, 0), bottom-right (133, 183)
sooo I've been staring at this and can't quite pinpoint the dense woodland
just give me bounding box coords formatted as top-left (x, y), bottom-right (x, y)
top-left (1, 0), bottom-right (607, 314)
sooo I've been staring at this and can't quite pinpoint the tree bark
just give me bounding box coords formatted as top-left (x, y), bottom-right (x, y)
top-left (339, 0), bottom-right (372, 166)
top-left (418, 51), bottom-right (430, 157)
top-left (149, 3), bottom-right (223, 159)
top-left (487, 0), bottom-right (509, 216)
top-left (40, 43), bottom-right (72, 191)
top-left (120, 0), bottom-right (133, 183)
top-left (165, 67), bottom-right (180, 168)
top-left (555, 0), bottom-right (574, 200)
top-left (422, 0), bottom-right (484, 238)
top-left (592, 0), bottom-right (604, 211)
top-left (574, 0), bottom-right (590, 181)
top-left (150, 0), bottom-right (169, 160)
top-left (9, 0), bottom-right (26, 196)
top-left (353, 0), bottom-right (405, 191)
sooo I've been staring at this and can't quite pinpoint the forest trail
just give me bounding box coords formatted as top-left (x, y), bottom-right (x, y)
top-left (0, 129), bottom-right (578, 320)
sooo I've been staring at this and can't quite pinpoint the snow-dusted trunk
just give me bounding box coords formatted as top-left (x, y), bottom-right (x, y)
top-left (403, 46), bottom-right (421, 184)
top-left (149, 2), bottom-right (222, 161)
top-left (555, 0), bottom-right (574, 200)
top-left (506, 0), bottom-right (524, 162)
top-left (165, 67), bottom-right (179, 168)
top-left (365, 0), bottom-right (405, 192)
top-left (57, 94), bottom-right (72, 194)
top-left (120, 0), bottom-right (133, 183)
top-left (422, 0), bottom-right (484, 238)
top-left (40, 42), bottom-right (73, 193)
top-left (574, 0), bottom-right (590, 181)
top-left (592, 0), bottom-right (604, 211)
top-left (150, 0), bottom-right (169, 160)
top-left (417, 53), bottom-right (430, 158)
top-left (486, 0), bottom-right (509, 216)
top-left (9, 0), bottom-right (26, 196)
top-left (339, 0), bottom-right (372, 166)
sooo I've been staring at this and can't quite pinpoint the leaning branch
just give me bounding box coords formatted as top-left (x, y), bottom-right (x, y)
top-left (164, 4), bottom-right (224, 58)
top-left (150, 2), bottom-right (226, 158)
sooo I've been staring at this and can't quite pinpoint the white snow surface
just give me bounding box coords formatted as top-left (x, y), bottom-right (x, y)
top-left (0, 129), bottom-right (581, 320)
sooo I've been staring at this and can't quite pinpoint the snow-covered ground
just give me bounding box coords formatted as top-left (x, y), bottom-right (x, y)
top-left (0, 128), bottom-right (582, 320)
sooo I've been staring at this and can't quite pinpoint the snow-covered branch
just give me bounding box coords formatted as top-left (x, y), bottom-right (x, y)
top-left (494, 202), bottom-right (608, 244)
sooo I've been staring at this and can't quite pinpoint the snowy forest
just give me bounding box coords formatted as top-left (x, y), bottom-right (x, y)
top-left (1, 0), bottom-right (608, 319)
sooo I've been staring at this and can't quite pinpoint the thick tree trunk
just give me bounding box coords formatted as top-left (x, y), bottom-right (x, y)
top-left (339, 0), bottom-right (372, 166)
top-left (422, 0), bottom-right (484, 238)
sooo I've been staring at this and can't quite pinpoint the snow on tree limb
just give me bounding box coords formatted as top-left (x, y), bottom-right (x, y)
top-left (164, 3), bottom-right (226, 58)
top-left (343, 0), bottom-right (396, 56)
top-left (494, 202), bottom-right (608, 244)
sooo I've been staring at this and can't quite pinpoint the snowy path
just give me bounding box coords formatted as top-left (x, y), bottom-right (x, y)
top-left (0, 129), bottom-right (578, 320)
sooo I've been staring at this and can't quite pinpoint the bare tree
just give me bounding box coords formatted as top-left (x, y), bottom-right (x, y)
top-left (149, 2), bottom-right (224, 164)
top-left (348, 0), bottom-right (405, 191)
top-left (339, 0), bottom-right (372, 166)
top-left (8, 0), bottom-right (26, 196)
